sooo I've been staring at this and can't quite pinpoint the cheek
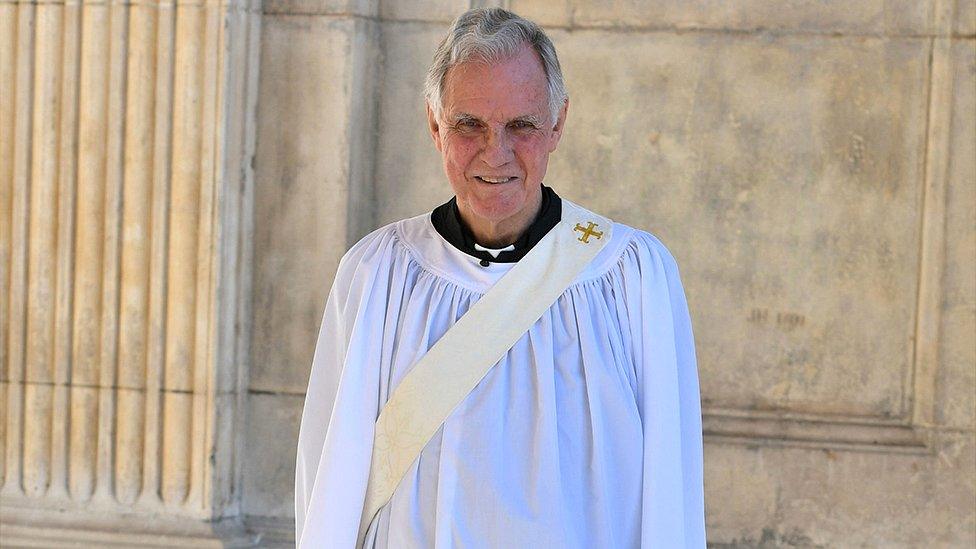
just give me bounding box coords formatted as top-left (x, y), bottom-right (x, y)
top-left (441, 136), bottom-right (480, 172)
top-left (515, 140), bottom-right (551, 174)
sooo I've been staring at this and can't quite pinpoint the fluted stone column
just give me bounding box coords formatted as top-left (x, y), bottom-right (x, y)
top-left (0, 0), bottom-right (260, 544)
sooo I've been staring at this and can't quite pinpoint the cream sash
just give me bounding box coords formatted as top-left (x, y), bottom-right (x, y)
top-left (356, 200), bottom-right (613, 547)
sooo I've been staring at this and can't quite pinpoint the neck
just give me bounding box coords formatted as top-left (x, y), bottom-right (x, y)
top-left (458, 191), bottom-right (543, 248)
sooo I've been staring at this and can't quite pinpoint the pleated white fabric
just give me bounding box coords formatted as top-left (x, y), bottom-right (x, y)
top-left (295, 210), bottom-right (705, 549)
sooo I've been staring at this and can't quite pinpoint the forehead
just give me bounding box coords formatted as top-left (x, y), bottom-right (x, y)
top-left (441, 45), bottom-right (549, 120)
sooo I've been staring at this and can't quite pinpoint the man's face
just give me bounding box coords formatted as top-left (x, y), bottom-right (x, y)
top-left (427, 44), bottom-right (567, 238)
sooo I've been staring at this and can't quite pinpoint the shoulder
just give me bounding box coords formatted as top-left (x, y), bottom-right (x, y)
top-left (618, 222), bottom-right (686, 280)
top-left (615, 224), bottom-right (689, 296)
top-left (330, 213), bottom-right (430, 295)
top-left (335, 222), bottom-right (397, 274)
top-left (566, 203), bottom-right (682, 282)
top-left (627, 225), bottom-right (683, 268)
top-left (337, 213), bottom-right (428, 268)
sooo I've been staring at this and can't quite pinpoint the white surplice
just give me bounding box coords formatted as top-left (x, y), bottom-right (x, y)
top-left (295, 209), bottom-right (705, 548)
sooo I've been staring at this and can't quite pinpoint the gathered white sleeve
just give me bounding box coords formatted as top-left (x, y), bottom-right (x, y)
top-left (294, 228), bottom-right (400, 548)
top-left (624, 232), bottom-right (706, 548)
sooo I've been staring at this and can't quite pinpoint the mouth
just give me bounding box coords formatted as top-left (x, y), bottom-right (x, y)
top-left (474, 176), bottom-right (518, 184)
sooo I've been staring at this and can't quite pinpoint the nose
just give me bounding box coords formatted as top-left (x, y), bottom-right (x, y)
top-left (481, 127), bottom-right (514, 168)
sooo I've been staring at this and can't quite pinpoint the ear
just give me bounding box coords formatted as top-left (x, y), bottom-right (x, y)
top-left (548, 98), bottom-right (569, 153)
top-left (426, 102), bottom-right (443, 152)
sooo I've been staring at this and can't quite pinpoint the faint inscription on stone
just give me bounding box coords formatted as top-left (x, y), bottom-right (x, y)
top-left (776, 312), bottom-right (806, 330)
top-left (748, 308), bottom-right (769, 323)
top-left (748, 308), bottom-right (806, 331)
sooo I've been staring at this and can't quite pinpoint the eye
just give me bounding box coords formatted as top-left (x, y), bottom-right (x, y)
top-left (455, 118), bottom-right (481, 131)
top-left (510, 120), bottom-right (535, 130)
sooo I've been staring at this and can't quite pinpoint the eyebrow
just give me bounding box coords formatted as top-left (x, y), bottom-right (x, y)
top-left (510, 114), bottom-right (543, 126)
top-left (451, 112), bottom-right (544, 126)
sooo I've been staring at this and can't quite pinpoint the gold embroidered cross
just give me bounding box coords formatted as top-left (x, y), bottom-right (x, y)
top-left (574, 222), bottom-right (604, 243)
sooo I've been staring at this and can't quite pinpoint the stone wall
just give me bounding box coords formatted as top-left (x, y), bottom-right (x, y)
top-left (2, 0), bottom-right (974, 547)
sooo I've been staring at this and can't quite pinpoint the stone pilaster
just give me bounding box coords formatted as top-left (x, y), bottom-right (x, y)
top-left (0, 0), bottom-right (260, 544)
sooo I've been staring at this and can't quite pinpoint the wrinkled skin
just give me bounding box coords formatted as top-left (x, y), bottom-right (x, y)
top-left (427, 44), bottom-right (568, 247)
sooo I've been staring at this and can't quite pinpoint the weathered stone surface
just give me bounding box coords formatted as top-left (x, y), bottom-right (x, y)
top-left (242, 393), bottom-right (304, 518)
top-left (705, 433), bottom-right (976, 546)
top-left (374, 21), bottom-right (455, 225)
top-left (251, 15), bottom-right (378, 393)
top-left (957, 0), bottom-right (976, 35)
top-left (553, 30), bottom-right (928, 418)
top-left (701, 443), bottom-right (778, 542)
top-left (937, 41), bottom-right (976, 430)
top-left (508, 0), bottom-right (573, 27)
top-left (263, 0), bottom-right (378, 16)
top-left (380, 0), bottom-right (460, 22)
top-left (512, 0), bottom-right (934, 35)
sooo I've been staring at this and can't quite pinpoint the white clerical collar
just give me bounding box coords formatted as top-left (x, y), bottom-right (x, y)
top-left (473, 242), bottom-right (516, 258)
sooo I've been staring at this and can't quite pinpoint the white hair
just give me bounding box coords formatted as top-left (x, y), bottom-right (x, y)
top-left (423, 7), bottom-right (568, 125)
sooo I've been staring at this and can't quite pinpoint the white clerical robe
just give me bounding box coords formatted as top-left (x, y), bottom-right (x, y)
top-left (295, 210), bottom-right (705, 548)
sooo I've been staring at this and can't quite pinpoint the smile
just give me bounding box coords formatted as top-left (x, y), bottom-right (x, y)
top-left (475, 176), bottom-right (518, 184)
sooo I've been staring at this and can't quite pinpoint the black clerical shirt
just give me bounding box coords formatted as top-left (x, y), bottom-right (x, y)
top-left (430, 185), bottom-right (562, 265)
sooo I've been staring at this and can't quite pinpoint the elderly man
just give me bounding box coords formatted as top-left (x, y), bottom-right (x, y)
top-left (295, 7), bottom-right (704, 548)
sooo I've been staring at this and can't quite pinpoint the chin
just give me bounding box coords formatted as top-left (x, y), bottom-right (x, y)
top-left (468, 201), bottom-right (523, 223)
top-left (455, 178), bottom-right (540, 224)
